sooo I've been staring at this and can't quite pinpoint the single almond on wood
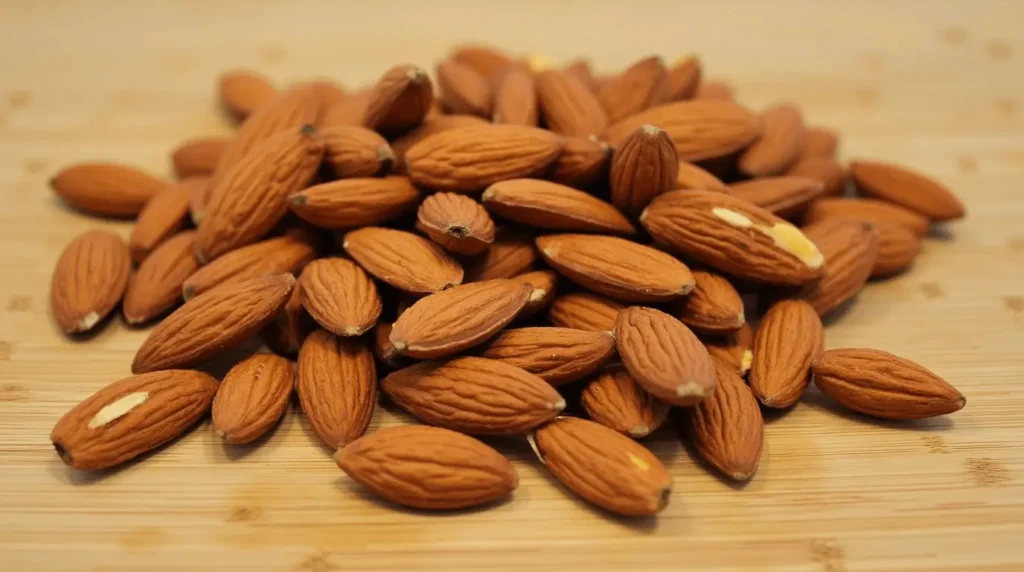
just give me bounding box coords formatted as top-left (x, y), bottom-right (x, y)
top-left (218, 69), bottom-right (277, 121)
top-left (51, 230), bottom-right (131, 334)
top-left (547, 292), bottom-right (624, 333)
top-left (172, 137), bottom-right (230, 178)
top-left (211, 353), bottom-right (293, 444)
top-left (547, 136), bottom-right (611, 190)
top-left (661, 56), bottom-right (702, 102)
top-left (289, 176), bottom-right (421, 230)
top-left (478, 327), bottom-right (616, 386)
top-left (676, 160), bottom-right (728, 192)
top-left (493, 68), bottom-right (538, 126)
top-left (870, 222), bottom-right (921, 278)
top-left (123, 231), bottom-right (200, 325)
top-left (463, 231), bottom-right (537, 281)
top-left (727, 176), bottom-right (825, 218)
top-left (390, 114), bottom-right (488, 171)
top-left (800, 219), bottom-right (880, 316)
top-left (50, 163), bottom-right (168, 218)
top-left (685, 359), bottom-right (764, 481)
top-left (483, 178), bottom-right (636, 235)
top-left (674, 270), bottom-right (745, 334)
top-left (738, 103), bottom-right (805, 177)
top-left (511, 270), bottom-right (558, 318)
top-left (849, 160), bottom-right (965, 221)
top-left (299, 257), bottom-right (382, 336)
top-left (262, 279), bottom-right (314, 357)
top-left (342, 226), bottom-right (463, 295)
top-left (436, 59), bottom-right (492, 117)
top-left (320, 125), bottom-right (394, 178)
top-left (183, 229), bottom-right (318, 300)
top-left (581, 364), bottom-right (670, 438)
top-left (536, 69), bottom-right (608, 137)
top-left (749, 298), bottom-right (823, 408)
top-left (597, 55), bottom-right (667, 123)
top-left (128, 180), bottom-right (193, 263)
top-left (703, 322), bottom-right (753, 376)
top-left (804, 197), bottom-right (930, 236)
top-left (297, 329), bottom-right (377, 448)
top-left (609, 124), bottom-right (680, 216)
top-left (363, 64), bottom-right (434, 136)
top-left (416, 192), bottom-right (495, 255)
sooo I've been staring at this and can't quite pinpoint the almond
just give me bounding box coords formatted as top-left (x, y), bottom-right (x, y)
top-left (547, 292), bottom-right (624, 333)
top-left (609, 124), bottom-right (679, 216)
top-left (483, 178), bottom-right (636, 235)
top-left (694, 80), bottom-right (734, 101)
top-left (416, 192), bottom-right (495, 255)
top-left (171, 137), bottom-right (230, 178)
top-left (123, 231), bottom-right (200, 325)
top-left (547, 136), bottom-right (611, 189)
top-left (436, 59), bottom-right (492, 117)
top-left (390, 114), bottom-right (488, 171)
top-left (561, 59), bottom-right (597, 92)
top-left (50, 370), bottom-right (219, 470)
top-left (849, 160), bottom-right (965, 221)
top-left (451, 44), bottom-right (515, 82)
top-left (799, 219), bottom-right (880, 316)
top-left (299, 257), bottom-right (381, 336)
top-left (263, 277), bottom-right (313, 357)
top-left (641, 190), bottom-right (824, 286)
top-left (49, 163), bottom-right (168, 218)
top-left (812, 348), bottom-right (966, 419)
top-left (581, 364), bottom-right (670, 438)
top-left (128, 180), bottom-right (192, 263)
top-left (493, 69), bottom-right (538, 126)
top-left (363, 64), bottom-right (434, 136)
top-left (342, 227), bottom-right (463, 295)
top-left (727, 176), bottom-right (825, 218)
top-left (676, 160), bottom-right (728, 192)
top-left (405, 124), bottom-right (563, 192)
top-left (320, 125), bottom-right (394, 178)
top-left (531, 416), bottom-right (672, 516)
top-left (738, 103), bottom-right (805, 177)
top-left (463, 231), bottom-right (537, 281)
top-left (390, 279), bottom-right (531, 359)
top-left (335, 425), bottom-right (517, 510)
top-left (803, 197), bottom-right (930, 236)
top-left (211, 353), bottom-right (293, 444)
top-left (289, 176), bottom-right (420, 230)
top-left (187, 175), bottom-right (213, 225)
top-left (182, 229), bottom-right (318, 300)
top-left (703, 322), bottom-right (753, 376)
top-left (799, 126), bottom-right (839, 160)
top-left (218, 69), bottom-right (277, 121)
top-left (685, 359), bottom-right (764, 481)
top-left (511, 270), bottom-right (558, 318)
top-left (371, 321), bottom-right (407, 370)
top-left (871, 222), bottom-right (921, 278)
top-left (321, 90), bottom-right (371, 127)
top-left (295, 79), bottom-right (349, 122)
top-left (661, 56), bottom-right (702, 102)
top-left (536, 69), bottom-right (608, 137)
top-left (597, 56), bottom-right (667, 123)
top-left (616, 306), bottom-right (717, 406)
top-left (132, 274), bottom-right (294, 373)
top-left (479, 327), bottom-right (616, 386)
top-left (297, 329), bottom-right (377, 448)
top-left (51, 230), bottom-right (131, 334)
top-left (674, 270), bottom-right (745, 334)
top-left (749, 299), bottom-right (823, 408)
top-left (786, 156), bottom-right (845, 196)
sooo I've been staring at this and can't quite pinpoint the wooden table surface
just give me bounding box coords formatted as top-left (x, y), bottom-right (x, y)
top-left (1, 1), bottom-right (1023, 570)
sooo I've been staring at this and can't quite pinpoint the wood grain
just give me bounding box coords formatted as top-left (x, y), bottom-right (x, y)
top-left (1, 1), bottom-right (1023, 570)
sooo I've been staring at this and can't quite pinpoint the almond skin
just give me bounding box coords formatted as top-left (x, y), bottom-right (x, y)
top-left (483, 179), bottom-right (636, 235)
top-left (676, 161), bottom-right (728, 192)
top-left (218, 69), bottom-right (277, 121)
top-left (703, 322), bottom-right (753, 376)
top-left (436, 59), bottom-right (492, 117)
top-left (297, 329), bottom-right (377, 448)
top-left (123, 231), bottom-right (201, 325)
top-left (512, 270), bottom-right (558, 318)
top-left (581, 364), bottom-right (670, 438)
top-left (609, 124), bottom-right (680, 216)
top-left (532, 417), bottom-right (672, 516)
top-left (536, 69), bottom-right (608, 137)
top-left (493, 68), bottom-right (538, 126)
top-left (289, 177), bottom-right (421, 230)
top-left (363, 64), bottom-right (434, 136)
top-left (51, 230), bottom-right (131, 334)
top-left (50, 370), bottom-right (219, 470)
top-left (335, 425), bottom-right (518, 510)
top-left (800, 219), bottom-right (880, 316)
top-left (786, 156), bottom-right (845, 196)
top-left (478, 327), bottom-right (616, 386)
top-left (561, 59), bottom-right (597, 91)
top-left (850, 160), bottom-right (965, 221)
top-left (547, 136), bottom-right (611, 190)
top-left (50, 163), bottom-right (168, 218)
top-left (547, 292), bottom-right (624, 333)
top-left (799, 126), bottom-right (839, 160)
top-left (738, 103), bottom-right (805, 177)
top-left (749, 299), bottom-right (823, 408)
top-left (382, 356), bottom-right (564, 434)
top-left (172, 137), bottom-right (230, 178)
top-left (812, 348), bottom-right (966, 419)
top-left (537, 234), bottom-right (694, 303)
top-left (674, 270), bottom-right (745, 334)
top-left (342, 227), bottom-right (463, 295)
top-left (262, 279), bottom-right (314, 357)
top-left (211, 354), bottom-right (293, 445)
top-left (390, 114), bottom-right (488, 171)
top-left (299, 257), bottom-right (381, 337)
top-left (597, 55), bottom-right (667, 123)
top-left (416, 192), bottom-right (495, 255)
top-left (319, 125), bottom-right (394, 178)
top-left (451, 44), bottom-right (515, 82)
top-left (727, 176), bottom-right (825, 218)
top-left (390, 279), bottom-right (531, 359)
top-left (321, 90), bottom-right (371, 127)
top-left (132, 274), bottom-right (294, 373)
top-left (128, 180), bottom-right (193, 263)
top-left (661, 56), bottom-right (702, 101)
top-left (463, 231), bottom-right (537, 281)
top-left (804, 197), bottom-right (930, 236)
top-left (871, 222), bottom-right (921, 278)
top-left (685, 359), bottom-right (764, 481)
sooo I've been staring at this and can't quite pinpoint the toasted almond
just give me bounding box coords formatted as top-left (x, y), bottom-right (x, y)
top-left (416, 192), bottom-right (495, 255)
top-left (363, 64), bottom-right (434, 136)
top-left (511, 270), bottom-right (558, 318)
top-left (289, 176), bottom-right (421, 230)
top-left (299, 257), bottom-right (381, 336)
top-left (218, 69), bottom-right (277, 121)
top-left (342, 227), bottom-right (463, 295)
top-left (211, 354), bottom-right (293, 444)
top-left (182, 229), bottom-right (318, 300)
top-left (128, 180), bottom-right (192, 263)
top-left (547, 135), bottom-right (611, 190)
top-left (686, 359), bottom-right (764, 481)
top-left (609, 124), bottom-right (679, 216)
top-left (581, 364), bottom-right (670, 438)
top-left (536, 69), bottom-right (608, 137)
top-left (597, 55), bottom-right (667, 122)
top-left (850, 160), bottom-right (965, 221)
top-left (436, 59), bottom-right (492, 117)
top-left (297, 329), bottom-right (377, 448)
top-left (51, 230), bottom-right (131, 334)
top-left (463, 231), bottom-right (537, 282)
top-left (493, 68), bottom-right (538, 126)
top-left (804, 197), bottom-right (930, 236)
top-left (50, 163), bottom-right (168, 218)
top-left (661, 56), bottom-right (702, 102)
top-left (702, 323), bottom-right (753, 376)
top-left (479, 327), bottom-right (616, 386)
top-left (738, 103), bottom-right (805, 177)
top-left (123, 231), bottom-right (200, 325)
top-left (320, 125), bottom-right (394, 178)
top-left (749, 299), bottom-right (823, 408)
top-left (799, 219), bottom-right (880, 315)
top-left (483, 178), bottom-right (636, 235)
top-left (727, 176), bottom-right (825, 218)
top-left (676, 160), bottom-right (728, 192)
top-left (674, 270), bottom-right (745, 334)
top-left (547, 292), bottom-right (624, 333)
top-left (171, 137), bottom-right (230, 178)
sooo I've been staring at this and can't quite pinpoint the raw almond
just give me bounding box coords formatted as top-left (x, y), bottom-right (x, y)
top-left (812, 348), bottom-right (966, 419)
top-left (218, 69), bottom-right (277, 121)
top-left (128, 180), bottom-right (192, 263)
top-left (871, 222), bottom-right (921, 277)
top-left (786, 156), bottom-right (845, 196)
top-left (581, 364), bottom-right (670, 438)
top-left (390, 114), bottom-right (488, 171)
top-left (50, 163), bottom-right (168, 218)
top-left (51, 230), bottom-right (131, 334)
top-left (727, 176), bottom-right (825, 218)
top-left (171, 137), bottom-right (230, 178)
top-left (609, 124), bottom-right (680, 216)
top-left (694, 80), bottom-right (734, 101)
top-left (703, 322), bottom-right (753, 376)
top-left (676, 160), bottom-right (728, 192)
top-left (536, 69), bottom-right (608, 137)
top-left (674, 270), bottom-right (745, 334)
top-left (182, 229), bottom-right (318, 300)
top-left (799, 126), bottom-right (839, 160)
top-left (211, 353), bottom-right (293, 444)
top-left (289, 176), bottom-right (421, 230)
top-left (531, 416), bottom-right (672, 516)
top-left (804, 197), bottom-right (930, 236)
top-left (483, 178), bottom-right (636, 235)
top-left (371, 321), bottom-right (407, 370)
top-left (738, 103), bottom-right (805, 177)
top-left (685, 359), bottom-right (764, 481)
top-left (415, 192), bottom-right (495, 255)
top-left (297, 329), bottom-right (377, 448)
top-left (363, 64), bottom-right (434, 136)
top-left (50, 370), bottom-right (219, 470)
top-left (849, 160), bottom-right (965, 221)
top-left (436, 59), bottom-right (492, 117)
top-left (320, 125), bottom-right (394, 178)
top-left (493, 68), bottom-right (538, 126)
top-left (132, 274), bottom-right (294, 373)
top-left (800, 219), bottom-right (880, 315)
top-left (478, 327), bottom-right (616, 386)
top-left (463, 231), bottom-right (537, 281)
top-left (511, 270), bottom-right (558, 318)
top-left (749, 298), bottom-right (823, 408)
top-left (547, 136), bottom-right (611, 189)
top-left (299, 257), bottom-right (381, 336)
top-left (547, 292), bottom-right (624, 333)
top-left (295, 79), bottom-right (349, 122)
top-left (661, 56), bottom-right (702, 102)
top-left (262, 278), bottom-right (313, 357)
top-left (123, 231), bottom-right (201, 325)
top-left (342, 226), bottom-right (463, 295)
top-left (597, 55), bottom-right (667, 123)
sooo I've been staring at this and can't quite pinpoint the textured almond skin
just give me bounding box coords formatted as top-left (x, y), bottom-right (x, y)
top-left (694, 80), bottom-right (735, 101)
top-left (405, 125), bottom-right (563, 192)
top-left (749, 299), bottom-right (823, 408)
top-left (299, 257), bottom-right (381, 336)
top-left (603, 100), bottom-right (760, 162)
top-left (675, 270), bottom-right (745, 334)
top-left (786, 156), bottom-right (845, 196)
top-left (493, 69), bottom-right (538, 126)
top-left (738, 103), bottom-right (805, 177)
top-left (50, 370), bottom-right (219, 470)
top-left (804, 197), bottom-right (930, 236)
top-left (616, 306), bottom-right (718, 406)
top-left (581, 364), bottom-right (670, 438)
top-left (463, 232), bottom-right (537, 281)
top-left (512, 270), bottom-right (558, 318)
top-left (172, 137), bottom-right (230, 178)
top-left (50, 163), bottom-right (167, 218)
top-left (382, 357), bottom-right (564, 434)
top-left (812, 348), bottom-right (966, 420)
top-left (533, 417), bottom-right (672, 516)
top-left (197, 127), bottom-right (324, 262)
top-left (390, 279), bottom-right (531, 359)
top-left (479, 327), bottom-right (616, 386)
top-left (132, 274), bottom-right (294, 373)
top-left (297, 329), bottom-right (377, 448)
top-left (342, 227), bottom-right (463, 295)
top-left (390, 114), bottom-right (488, 171)
top-left (727, 176), bottom-right (825, 218)
top-left (416, 192), bottom-right (495, 255)
top-left (211, 354), bottom-right (293, 444)
top-left (262, 280), bottom-right (314, 357)
top-left (800, 219), bottom-right (880, 316)
top-left (536, 70), bottom-right (608, 137)
top-left (218, 69), bottom-right (277, 120)
top-left (320, 125), bottom-right (394, 178)
top-left (799, 126), bottom-right (839, 160)
top-left (686, 359), bottom-right (764, 481)
top-left (483, 179), bottom-right (636, 235)
top-left (548, 136), bottom-right (611, 189)
top-left (703, 322), bottom-right (754, 376)
top-left (597, 56), bottom-right (667, 123)
top-left (871, 222), bottom-right (921, 278)
top-left (537, 234), bottom-right (693, 303)
top-left (661, 56), bottom-right (702, 102)
top-left (363, 64), bottom-right (434, 136)
top-left (609, 125), bottom-right (680, 216)
top-left (850, 160), bottom-right (965, 221)
top-left (676, 161), bottom-right (728, 192)
top-left (436, 59), bottom-right (492, 117)
top-left (641, 190), bottom-right (824, 286)
top-left (51, 230), bottom-right (131, 334)
top-left (336, 425), bottom-right (517, 510)
top-left (289, 177), bottom-right (421, 230)
top-left (128, 181), bottom-right (192, 263)
top-left (123, 231), bottom-right (200, 325)
top-left (547, 292), bottom-right (624, 333)
top-left (182, 229), bottom-right (318, 300)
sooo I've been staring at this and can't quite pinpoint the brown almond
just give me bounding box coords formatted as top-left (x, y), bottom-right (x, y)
top-left (547, 136), bottom-right (611, 189)
top-left (786, 156), bottom-right (845, 196)
top-left (547, 292), bottom-right (624, 333)
top-left (289, 176), bottom-right (421, 230)
top-left (561, 59), bottom-right (597, 91)
top-left (297, 329), bottom-right (377, 448)
top-left (50, 163), bottom-right (168, 218)
top-left (187, 175), bottom-right (213, 225)
top-left (609, 124), bottom-right (680, 216)
top-left (676, 160), bottom-right (728, 192)
top-left (363, 64), bottom-right (434, 136)
top-left (799, 219), bottom-right (880, 316)
top-left (321, 89), bottom-right (370, 127)
top-left (598, 56), bottom-right (667, 123)
top-left (371, 321), bottom-right (407, 370)
top-left (674, 270), bottom-right (745, 334)
top-left (436, 59), bottom-right (492, 117)
top-left (295, 79), bottom-right (349, 123)
top-left (123, 231), bottom-right (200, 325)
top-left (218, 69), bottom-right (277, 121)
top-left (299, 257), bottom-right (381, 336)
top-left (511, 270), bottom-right (558, 318)
top-left (320, 125), bottom-right (394, 178)
top-left (661, 56), bottom-right (702, 102)
top-left (738, 103), bottom-right (805, 177)
top-left (211, 354), bottom-right (293, 444)
top-left (493, 69), bottom-right (538, 126)
top-left (871, 222), bottom-right (921, 278)
top-left (416, 192), bottom-right (495, 255)
top-left (478, 327), bottom-right (616, 386)
top-left (536, 69), bottom-right (608, 137)
top-left (703, 323), bottom-right (753, 376)
top-left (727, 176), bottom-right (825, 218)
top-left (171, 137), bottom-right (230, 178)
top-left (342, 227), bottom-right (463, 295)
top-left (463, 231), bottom-right (537, 281)
top-left (451, 44), bottom-right (515, 82)
top-left (128, 180), bottom-right (192, 263)
top-left (182, 229), bottom-right (318, 300)
top-left (804, 197), bottom-right (930, 236)
top-left (694, 80), bottom-right (734, 101)
top-left (749, 299), bottom-right (823, 408)
top-left (51, 230), bottom-right (131, 334)
top-left (390, 114), bottom-right (488, 171)
top-left (581, 364), bottom-right (670, 438)
top-left (483, 178), bottom-right (636, 235)
top-left (262, 279), bottom-right (314, 357)
top-left (685, 359), bottom-right (764, 481)
top-left (799, 126), bottom-right (839, 160)
top-left (849, 160), bottom-right (965, 221)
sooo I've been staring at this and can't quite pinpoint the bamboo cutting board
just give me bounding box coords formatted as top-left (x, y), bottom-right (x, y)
top-left (1, 1), bottom-right (1023, 570)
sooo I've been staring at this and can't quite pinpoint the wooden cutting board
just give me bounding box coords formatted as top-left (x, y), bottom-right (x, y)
top-left (1, 1), bottom-right (1022, 570)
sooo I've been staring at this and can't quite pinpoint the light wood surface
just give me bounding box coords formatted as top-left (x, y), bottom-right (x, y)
top-left (1, 1), bottom-right (1023, 570)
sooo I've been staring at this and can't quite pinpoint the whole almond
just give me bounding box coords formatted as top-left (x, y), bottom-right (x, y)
top-left (804, 197), bottom-right (930, 236)
top-left (436, 59), bottom-right (492, 117)
top-left (299, 257), bottom-right (381, 336)
top-left (598, 56), bottom-right (667, 122)
top-left (123, 231), bottom-right (201, 325)
top-left (218, 69), bottom-right (277, 121)
top-left (416, 192), bottom-right (495, 255)
top-left (463, 231), bottom-right (537, 281)
top-left (50, 163), bottom-right (168, 218)
top-left (289, 176), bottom-right (421, 230)
top-left (363, 64), bottom-right (434, 136)
top-left (799, 126), bottom-right (839, 160)
top-left (694, 80), bottom-right (735, 101)
top-left (51, 230), bottom-right (131, 334)
top-left (685, 359), bottom-right (764, 481)
top-left (371, 321), bottom-right (407, 370)
top-left (547, 292), bottom-right (624, 333)
top-left (547, 136), bottom-right (611, 189)
top-left (532, 417), bottom-right (672, 516)
top-left (511, 270), bottom-right (558, 318)
top-left (335, 425), bottom-right (517, 510)
top-left (182, 229), bottom-right (318, 300)
top-left (536, 69), bottom-right (608, 137)
top-left (703, 322), bottom-right (753, 375)
top-left (390, 114), bottom-right (488, 171)
top-left (493, 69), bottom-right (538, 126)
top-left (211, 354), bottom-right (293, 444)
top-left (661, 56), bottom-right (702, 101)
top-left (132, 274), bottom-right (294, 373)
top-left (800, 219), bottom-right (880, 315)
top-left (390, 279), bottom-right (531, 359)
top-left (451, 44), bottom-right (515, 82)
top-left (609, 124), bottom-right (680, 216)
top-left (676, 160), bottom-right (728, 192)
top-left (479, 327), bottom-right (616, 386)
top-left (641, 190), bottom-right (824, 286)
top-left (786, 156), bottom-right (845, 196)
top-left (581, 364), bottom-right (670, 438)
top-left (849, 160), bottom-right (965, 221)
top-left (172, 137), bottom-right (230, 178)
top-left (297, 329), bottom-right (377, 448)
top-left (483, 178), bottom-right (636, 235)
top-left (342, 227), bottom-right (463, 295)
top-left (50, 370), bottom-right (219, 470)
top-left (727, 176), bottom-right (825, 218)
top-left (128, 180), bottom-right (192, 263)
top-left (871, 222), bottom-right (921, 277)
top-left (674, 270), bottom-right (745, 334)
top-left (812, 348), bottom-right (966, 419)
top-left (738, 103), bottom-right (805, 177)
top-left (320, 125), bottom-right (394, 178)
top-left (749, 299), bottom-right (823, 408)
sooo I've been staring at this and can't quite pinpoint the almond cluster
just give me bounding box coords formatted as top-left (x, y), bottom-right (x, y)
top-left (48, 45), bottom-right (966, 516)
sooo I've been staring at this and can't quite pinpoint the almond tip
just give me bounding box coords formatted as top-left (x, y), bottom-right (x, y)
top-left (628, 425), bottom-right (651, 438)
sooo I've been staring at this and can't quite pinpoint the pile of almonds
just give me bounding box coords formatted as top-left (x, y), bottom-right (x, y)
top-left (47, 46), bottom-right (967, 516)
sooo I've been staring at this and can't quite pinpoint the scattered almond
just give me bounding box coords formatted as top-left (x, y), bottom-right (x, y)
top-left (297, 329), bottom-right (377, 448)
top-left (212, 353), bottom-right (293, 444)
top-left (51, 230), bottom-right (131, 334)
top-left (685, 359), bottom-right (764, 481)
